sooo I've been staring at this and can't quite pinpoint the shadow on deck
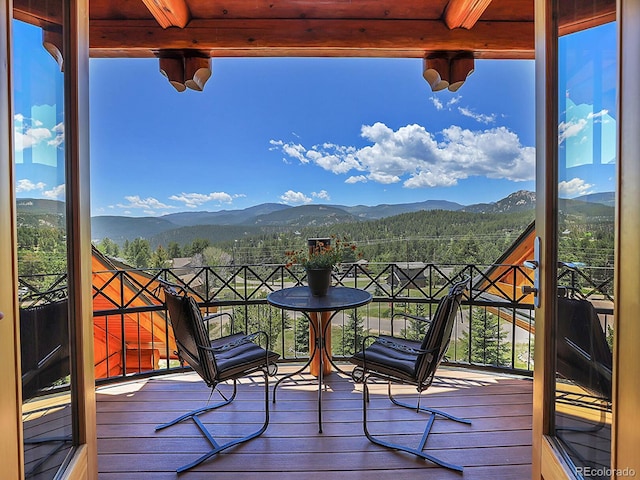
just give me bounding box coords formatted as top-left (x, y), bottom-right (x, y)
top-left (96, 365), bottom-right (533, 479)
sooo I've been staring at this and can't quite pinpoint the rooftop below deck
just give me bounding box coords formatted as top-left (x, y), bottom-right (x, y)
top-left (96, 365), bottom-right (533, 479)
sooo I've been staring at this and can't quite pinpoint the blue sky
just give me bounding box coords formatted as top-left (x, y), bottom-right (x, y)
top-left (13, 19), bottom-right (616, 218)
top-left (87, 57), bottom-right (536, 217)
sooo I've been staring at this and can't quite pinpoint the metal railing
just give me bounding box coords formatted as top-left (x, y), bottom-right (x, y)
top-left (20, 261), bottom-right (614, 384)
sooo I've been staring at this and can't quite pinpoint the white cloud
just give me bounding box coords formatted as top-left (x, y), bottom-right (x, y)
top-left (312, 190), bottom-right (331, 200)
top-left (16, 179), bottom-right (46, 193)
top-left (345, 175), bottom-right (367, 184)
top-left (559, 118), bottom-right (588, 144)
top-left (117, 195), bottom-right (176, 211)
top-left (558, 177), bottom-right (594, 197)
top-left (43, 184), bottom-right (65, 200)
top-left (588, 109), bottom-right (608, 119)
top-left (280, 190), bottom-right (312, 205)
top-left (169, 192), bottom-right (240, 208)
top-left (14, 127), bottom-right (53, 152)
top-left (430, 96), bottom-right (462, 111)
top-left (429, 96), bottom-right (444, 110)
top-left (47, 122), bottom-right (65, 148)
top-left (458, 107), bottom-right (496, 124)
top-left (271, 122), bottom-right (534, 190)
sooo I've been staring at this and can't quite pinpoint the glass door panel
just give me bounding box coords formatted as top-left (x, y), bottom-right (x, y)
top-left (555, 18), bottom-right (616, 478)
top-left (13, 2), bottom-right (75, 478)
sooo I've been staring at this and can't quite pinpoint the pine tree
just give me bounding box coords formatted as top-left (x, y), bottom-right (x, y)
top-left (336, 309), bottom-right (367, 356)
top-left (294, 316), bottom-right (309, 354)
top-left (460, 308), bottom-right (511, 366)
top-left (399, 303), bottom-right (429, 340)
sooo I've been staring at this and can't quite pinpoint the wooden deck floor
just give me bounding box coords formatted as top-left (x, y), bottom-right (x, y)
top-left (96, 365), bottom-right (533, 479)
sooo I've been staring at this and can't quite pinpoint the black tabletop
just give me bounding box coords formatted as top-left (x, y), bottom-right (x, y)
top-left (267, 286), bottom-right (372, 313)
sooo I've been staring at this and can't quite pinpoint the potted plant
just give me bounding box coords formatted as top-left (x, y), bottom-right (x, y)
top-left (285, 235), bottom-right (360, 296)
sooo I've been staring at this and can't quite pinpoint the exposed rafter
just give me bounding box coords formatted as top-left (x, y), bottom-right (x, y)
top-left (141, 0), bottom-right (191, 29)
top-left (444, 0), bottom-right (493, 29)
top-left (14, 0), bottom-right (616, 60)
top-left (89, 19), bottom-right (535, 59)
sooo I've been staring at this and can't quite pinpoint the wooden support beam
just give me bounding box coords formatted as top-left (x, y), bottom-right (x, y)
top-left (448, 55), bottom-right (474, 91)
top-left (423, 56), bottom-right (450, 91)
top-left (444, 0), bottom-right (494, 29)
top-left (141, 0), bottom-right (190, 29)
top-left (42, 27), bottom-right (64, 71)
top-left (89, 18), bottom-right (535, 59)
top-left (159, 56), bottom-right (186, 91)
top-left (159, 51), bottom-right (212, 92)
top-left (423, 52), bottom-right (474, 92)
top-left (184, 56), bottom-right (211, 91)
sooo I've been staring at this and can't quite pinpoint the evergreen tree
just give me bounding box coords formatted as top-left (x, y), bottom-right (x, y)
top-left (167, 241), bottom-right (181, 259)
top-left (336, 309), bottom-right (367, 356)
top-left (125, 238), bottom-right (152, 268)
top-left (294, 316), bottom-right (309, 354)
top-left (226, 299), bottom-right (285, 352)
top-left (185, 238), bottom-right (210, 256)
top-left (399, 303), bottom-right (429, 341)
top-left (151, 244), bottom-right (170, 268)
top-left (98, 237), bottom-right (120, 257)
top-left (461, 308), bottom-right (511, 366)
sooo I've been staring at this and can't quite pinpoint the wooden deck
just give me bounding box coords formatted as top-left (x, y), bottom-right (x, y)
top-left (96, 365), bottom-right (533, 479)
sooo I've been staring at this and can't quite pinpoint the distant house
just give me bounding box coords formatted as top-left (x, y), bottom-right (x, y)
top-left (386, 262), bottom-right (427, 289)
top-left (170, 256), bottom-right (204, 289)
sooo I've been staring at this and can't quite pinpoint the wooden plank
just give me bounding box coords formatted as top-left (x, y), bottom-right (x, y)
top-left (98, 464), bottom-right (532, 479)
top-left (88, 18), bottom-right (535, 59)
top-left (96, 368), bottom-right (532, 478)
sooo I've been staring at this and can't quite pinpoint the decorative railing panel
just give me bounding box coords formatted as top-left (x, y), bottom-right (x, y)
top-left (19, 261), bottom-right (614, 383)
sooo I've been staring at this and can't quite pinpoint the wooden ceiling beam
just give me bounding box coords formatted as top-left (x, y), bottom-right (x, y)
top-left (89, 18), bottom-right (534, 59)
top-left (141, 0), bottom-right (191, 29)
top-left (444, 0), bottom-right (493, 29)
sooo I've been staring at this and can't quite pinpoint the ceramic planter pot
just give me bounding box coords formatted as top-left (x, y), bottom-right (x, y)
top-left (306, 268), bottom-right (332, 296)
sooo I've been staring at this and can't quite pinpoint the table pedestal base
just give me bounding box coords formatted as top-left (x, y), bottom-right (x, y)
top-left (309, 311), bottom-right (332, 377)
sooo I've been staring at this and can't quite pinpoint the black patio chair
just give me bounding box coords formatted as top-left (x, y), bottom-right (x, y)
top-left (20, 299), bottom-right (73, 478)
top-left (554, 295), bottom-right (613, 471)
top-left (350, 279), bottom-right (471, 473)
top-left (157, 285), bottom-right (279, 473)
top-left (556, 295), bottom-right (612, 403)
top-left (20, 299), bottom-right (70, 400)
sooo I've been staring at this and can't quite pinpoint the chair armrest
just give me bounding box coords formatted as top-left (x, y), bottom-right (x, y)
top-left (202, 311), bottom-right (233, 324)
top-left (202, 312), bottom-right (233, 342)
top-left (392, 312), bottom-right (432, 324)
top-left (390, 312), bottom-right (432, 336)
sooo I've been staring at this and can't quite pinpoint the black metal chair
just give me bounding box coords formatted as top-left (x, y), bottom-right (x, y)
top-left (350, 279), bottom-right (471, 472)
top-left (555, 295), bottom-right (613, 470)
top-left (20, 299), bottom-right (70, 400)
top-left (157, 285), bottom-right (279, 473)
top-left (20, 299), bottom-right (73, 478)
top-left (556, 295), bottom-right (612, 403)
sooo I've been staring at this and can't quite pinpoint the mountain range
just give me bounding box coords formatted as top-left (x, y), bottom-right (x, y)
top-left (16, 190), bottom-right (616, 245)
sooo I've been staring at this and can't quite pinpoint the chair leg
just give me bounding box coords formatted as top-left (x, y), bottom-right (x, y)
top-left (361, 378), bottom-right (469, 473)
top-left (388, 382), bottom-right (472, 425)
top-left (155, 373), bottom-right (271, 474)
top-left (155, 381), bottom-right (238, 431)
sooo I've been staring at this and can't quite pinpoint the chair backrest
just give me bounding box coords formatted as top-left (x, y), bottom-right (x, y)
top-left (556, 296), bottom-right (612, 401)
top-left (164, 288), bottom-right (219, 386)
top-left (20, 299), bottom-right (70, 399)
top-left (414, 280), bottom-right (467, 385)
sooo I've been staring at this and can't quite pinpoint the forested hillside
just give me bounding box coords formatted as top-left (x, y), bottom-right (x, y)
top-left (215, 209), bottom-right (537, 266)
top-left (17, 190), bottom-right (615, 273)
